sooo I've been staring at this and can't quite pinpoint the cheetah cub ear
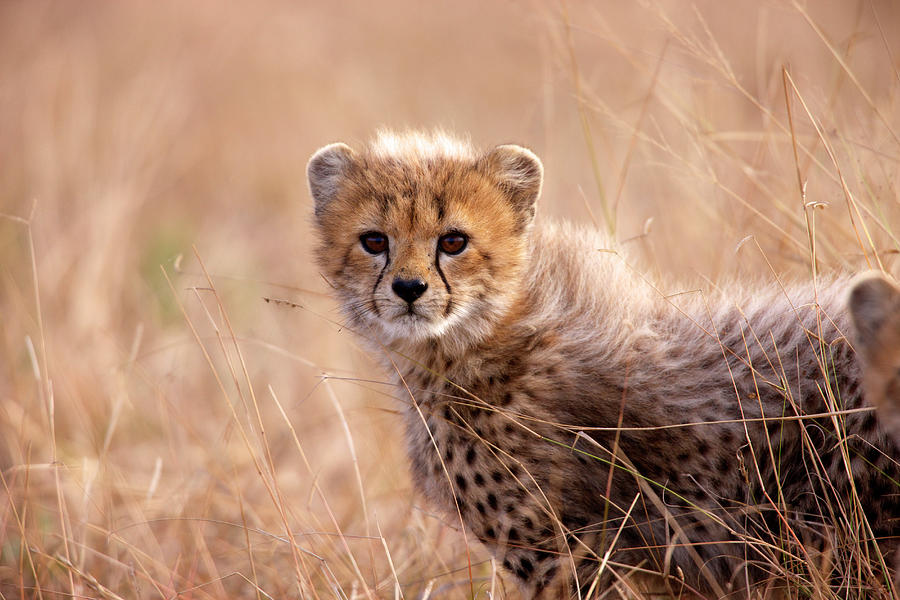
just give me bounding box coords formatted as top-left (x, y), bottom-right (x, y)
top-left (307, 142), bottom-right (356, 218)
top-left (479, 144), bottom-right (543, 225)
top-left (848, 271), bottom-right (900, 436)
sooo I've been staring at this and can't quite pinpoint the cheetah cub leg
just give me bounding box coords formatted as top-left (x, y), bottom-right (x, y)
top-left (848, 271), bottom-right (900, 441)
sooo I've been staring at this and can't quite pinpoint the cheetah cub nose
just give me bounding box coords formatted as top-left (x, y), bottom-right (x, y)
top-left (392, 278), bottom-right (428, 303)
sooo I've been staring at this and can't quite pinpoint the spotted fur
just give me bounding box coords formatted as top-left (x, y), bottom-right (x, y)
top-left (309, 131), bottom-right (900, 598)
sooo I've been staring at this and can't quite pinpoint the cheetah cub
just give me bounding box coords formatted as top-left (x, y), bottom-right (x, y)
top-left (308, 131), bottom-right (899, 598)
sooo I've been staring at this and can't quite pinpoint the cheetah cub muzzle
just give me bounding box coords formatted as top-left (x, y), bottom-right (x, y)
top-left (308, 130), bottom-right (900, 599)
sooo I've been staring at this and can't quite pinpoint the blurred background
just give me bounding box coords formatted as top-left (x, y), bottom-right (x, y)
top-left (1, 1), bottom-right (898, 597)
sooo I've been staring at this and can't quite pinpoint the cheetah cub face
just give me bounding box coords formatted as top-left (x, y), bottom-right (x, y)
top-left (308, 132), bottom-right (542, 346)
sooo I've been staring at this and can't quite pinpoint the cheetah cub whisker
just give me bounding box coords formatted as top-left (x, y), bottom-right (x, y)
top-left (308, 130), bottom-right (899, 599)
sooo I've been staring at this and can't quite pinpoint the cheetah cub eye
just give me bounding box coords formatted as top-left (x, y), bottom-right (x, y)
top-left (438, 232), bottom-right (467, 255)
top-left (360, 231), bottom-right (388, 254)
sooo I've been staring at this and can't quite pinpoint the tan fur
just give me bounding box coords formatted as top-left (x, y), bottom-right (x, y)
top-left (309, 131), bottom-right (900, 598)
top-left (848, 272), bottom-right (900, 440)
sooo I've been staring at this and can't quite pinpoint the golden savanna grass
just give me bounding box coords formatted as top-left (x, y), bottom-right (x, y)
top-left (1, 1), bottom-right (899, 598)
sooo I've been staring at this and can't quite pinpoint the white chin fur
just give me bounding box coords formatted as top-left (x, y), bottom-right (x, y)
top-left (346, 294), bottom-right (504, 351)
top-left (378, 308), bottom-right (463, 344)
top-left (362, 300), bottom-right (480, 346)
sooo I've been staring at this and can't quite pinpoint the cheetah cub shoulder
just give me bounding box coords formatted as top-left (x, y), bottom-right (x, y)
top-left (309, 131), bottom-right (900, 598)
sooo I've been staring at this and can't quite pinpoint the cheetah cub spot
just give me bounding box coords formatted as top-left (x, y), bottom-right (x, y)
top-left (308, 130), bottom-right (900, 598)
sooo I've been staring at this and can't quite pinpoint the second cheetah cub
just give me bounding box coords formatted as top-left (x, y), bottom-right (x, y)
top-left (308, 131), bottom-right (899, 598)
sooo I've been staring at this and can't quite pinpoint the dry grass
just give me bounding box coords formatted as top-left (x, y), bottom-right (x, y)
top-left (1, 1), bottom-right (899, 598)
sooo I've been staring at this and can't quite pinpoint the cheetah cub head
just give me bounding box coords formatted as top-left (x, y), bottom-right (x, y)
top-left (308, 131), bottom-right (542, 347)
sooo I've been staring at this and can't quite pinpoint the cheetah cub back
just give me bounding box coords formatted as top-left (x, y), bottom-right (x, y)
top-left (308, 131), bottom-right (900, 598)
